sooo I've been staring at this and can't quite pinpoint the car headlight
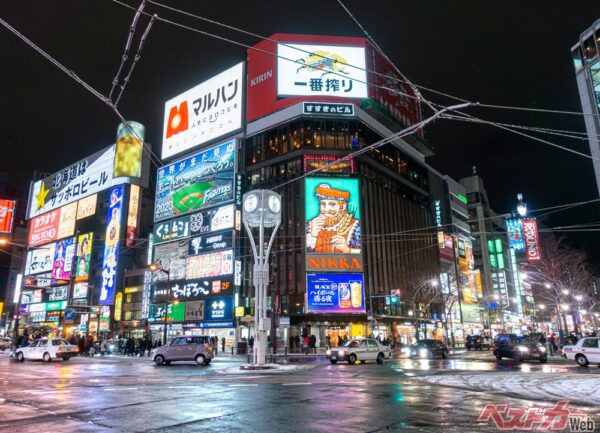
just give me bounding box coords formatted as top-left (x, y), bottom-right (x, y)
top-left (108, 345), bottom-right (115, 350)
top-left (338, 350), bottom-right (345, 356)
top-left (326, 350), bottom-right (331, 356)
top-left (419, 349), bottom-right (429, 358)
top-left (539, 347), bottom-right (546, 353)
top-left (402, 348), bottom-right (411, 354)
top-left (517, 346), bottom-right (529, 352)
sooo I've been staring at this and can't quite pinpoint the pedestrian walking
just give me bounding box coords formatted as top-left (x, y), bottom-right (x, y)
top-left (309, 334), bottom-right (316, 354)
top-left (221, 337), bottom-right (226, 353)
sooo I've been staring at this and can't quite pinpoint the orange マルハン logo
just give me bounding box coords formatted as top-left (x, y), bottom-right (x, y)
top-left (166, 101), bottom-right (189, 139)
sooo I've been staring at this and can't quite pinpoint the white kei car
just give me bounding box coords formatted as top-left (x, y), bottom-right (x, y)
top-left (326, 338), bottom-right (392, 364)
top-left (15, 338), bottom-right (79, 362)
top-left (562, 337), bottom-right (600, 367)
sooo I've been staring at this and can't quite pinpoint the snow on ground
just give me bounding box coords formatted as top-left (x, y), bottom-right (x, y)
top-left (217, 363), bottom-right (315, 374)
top-left (411, 372), bottom-right (600, 406)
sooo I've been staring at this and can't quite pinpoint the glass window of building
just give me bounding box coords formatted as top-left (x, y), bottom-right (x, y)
top-left (583, 35), bottom-right (597, 62)
top-left (590, 62), bottom-right (600, 110)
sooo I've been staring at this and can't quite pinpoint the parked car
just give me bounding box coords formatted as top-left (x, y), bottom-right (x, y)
top-left (326, 338), bottom-right (392, 364)
top-left (15, 338), bottom-right (79, 362)
top-left (466, 335), bottom-right (490, 350)
top-left (562, 337), bottom-right (600, 367)
top-left (408, 339), bottom-right (449, 359)
top-left (493, 334), bottom-right (547, 363)
top-left (152, 336), bottom-right (214, 366)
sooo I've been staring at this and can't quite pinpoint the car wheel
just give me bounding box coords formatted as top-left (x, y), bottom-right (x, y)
top-left (576, 354), bottom-right (589, 367)
top-left (154, 355), bottom-right (165, 366)
top-left (43, 352), bottom-right (51, 362)
top-left (17, 352), bottom-right (24, 362)
top-left (330, 360), bottom-right (337, 364)
top-left (195, 354), bottom-right (206, 365)
top-left (539, 357), bottom-right (547, 363)
top-left (376, 353), bottom-right (385, 364)
top-left (495, 354), bottom-right (502, 361)
top-left (348, 353), bottom-right (357, 364)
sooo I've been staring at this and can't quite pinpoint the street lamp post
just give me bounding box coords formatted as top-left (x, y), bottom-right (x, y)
top-left (242, 190), bottom-right (281, 366)
top-left (149, 263), bottom-right (170, 345)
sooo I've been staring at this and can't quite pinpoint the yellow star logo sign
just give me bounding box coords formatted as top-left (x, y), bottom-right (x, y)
top-left (35, 181), bottom-right (50, 211)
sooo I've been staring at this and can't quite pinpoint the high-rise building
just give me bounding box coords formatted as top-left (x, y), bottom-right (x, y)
top-left (572, 21), bottom-right (600, 195)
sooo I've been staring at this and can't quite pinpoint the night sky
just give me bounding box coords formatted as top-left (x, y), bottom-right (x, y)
top-left (2, 1), bottom-right (600, 262)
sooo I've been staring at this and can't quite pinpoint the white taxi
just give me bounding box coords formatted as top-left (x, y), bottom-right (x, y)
top-left (16, 338), bottom-right (79, 362)
top-left (326, 338), bottom-right (392, 365)
top-left (562, 337), bottom-right (600, 367)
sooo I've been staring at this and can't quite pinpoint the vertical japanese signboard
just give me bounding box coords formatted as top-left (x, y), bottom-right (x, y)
top-left (100, 185), bottom-right (124, 305)
top-left (126, 184), bottom-right (140, 247)
top-left (506, 218), bottom-right (525, 252)
top-left (75, 233), bottom-right (93, 282)
top-left (522, 218), bottom-right (541, 263)
top-left (0, 199), bottom-right (16, 233)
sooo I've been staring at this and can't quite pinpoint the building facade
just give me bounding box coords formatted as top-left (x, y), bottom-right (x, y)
top-left (572, 21), bottom-right (600, 195)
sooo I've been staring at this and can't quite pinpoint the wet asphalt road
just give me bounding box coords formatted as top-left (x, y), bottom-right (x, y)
top-left (0, 350), bottom-right (598, 433)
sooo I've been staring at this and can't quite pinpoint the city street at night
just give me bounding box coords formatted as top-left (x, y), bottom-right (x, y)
top-left (0, 351), bottom-right (598, 432)
top-left (3, 2), bottom-right (600, 432)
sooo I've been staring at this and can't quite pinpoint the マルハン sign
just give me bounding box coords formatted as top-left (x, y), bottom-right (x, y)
top-left (162, 62), bottom-right (243, 160)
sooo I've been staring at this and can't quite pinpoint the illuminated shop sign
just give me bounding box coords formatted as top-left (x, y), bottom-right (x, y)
top-left (189, 232), bottom-right (232, 255)
top-left (25, 243), bottom-right (56, 275)
top-left (153, 215), bottom-right (189, 244)
top-left (302, 102), bottom-right (354, 116)
top-left (506, 218), bottom-right (525, 252)
top-left (0, 199), bottom-right (16, 233)
top-left (75, 233), bottom-right (93, 282)
top-left (186, 250), bottom-right (234, 280)
top-left (153, 239), bottom-right (188, 282)
top-left (522, 218), bottom-right (541, 262)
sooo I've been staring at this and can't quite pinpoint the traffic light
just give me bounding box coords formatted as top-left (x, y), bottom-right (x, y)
top-left (390, 295), bottom-right (398, 304)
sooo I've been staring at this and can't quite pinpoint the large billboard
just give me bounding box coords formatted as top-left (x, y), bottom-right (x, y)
top-left (305, 177), bottom-right (361, 255)
top-left (154, 140), bottom-right (236, 222)
top-left (161, 62), bottom-right (243, 160)
top-left (99, 185), bottom-right (124, 305)
top-left (506, 218), bottom-right (525, 252)
top-left (0, 199), bottom-right (16, 233)
top-left (28, 146), bottom-right (115, 218)
top-left (28, 143), bottom-right (146, 219)
top-left (306, 273), bottom-right (365, 313)
top-left (247, 34), bottom-right (368, 122)
top-left (25, 243), bottom-right (56, 275)
top-left (153, 239), bottom-right (188, 282)
top-left (277, 43), bottom-right (368, 98)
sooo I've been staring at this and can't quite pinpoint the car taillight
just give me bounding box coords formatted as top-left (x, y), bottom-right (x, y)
top-left (75, 347), bottom-right (79, 353)
top-left (204, 344), bottom-right (209, 350)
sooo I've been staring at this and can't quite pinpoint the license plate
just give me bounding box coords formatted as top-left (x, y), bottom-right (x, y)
top-left (331, 356), bottom-right (336, 360)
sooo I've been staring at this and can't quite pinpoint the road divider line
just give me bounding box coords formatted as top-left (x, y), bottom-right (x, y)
top-left (228, 384), bottom-right (258, 387)
top-left (282, 382), bottom-right (312, 386)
